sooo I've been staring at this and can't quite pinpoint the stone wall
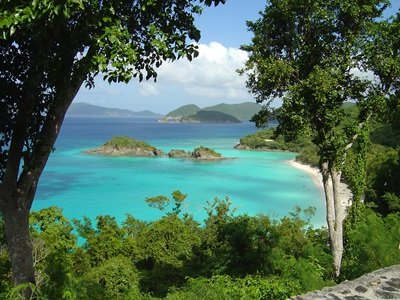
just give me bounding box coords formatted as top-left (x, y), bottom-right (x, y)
top-left (291, 264), bottom-right (400, 299)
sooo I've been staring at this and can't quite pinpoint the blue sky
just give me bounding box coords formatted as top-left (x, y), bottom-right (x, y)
top-left (74, 0), bottom-right (400, 114)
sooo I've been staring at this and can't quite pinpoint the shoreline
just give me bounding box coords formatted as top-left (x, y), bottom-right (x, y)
top-left (287, 159), bottom-right (325, 194)
top-left (287, 159), bottom-right (353, 209)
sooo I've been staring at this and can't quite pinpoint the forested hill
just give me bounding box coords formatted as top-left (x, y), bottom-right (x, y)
top-left (163, 102), bottom-right (261, 122)
top-left (203, 102), bottom-right (262, 121)
top-left (67, 102), bottom-right (162, 118)
top-left (166, 104), bottom-right (201, 118)
top-left (182, 110), bottom-right (241, 123)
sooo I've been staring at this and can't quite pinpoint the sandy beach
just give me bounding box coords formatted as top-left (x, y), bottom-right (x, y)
top-left (287, 159), bottom-right (353, 210)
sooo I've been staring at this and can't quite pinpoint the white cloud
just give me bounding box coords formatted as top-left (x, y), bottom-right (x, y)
top-left (139, 82), bottom-right (159, 96)
top-left (155, 42), bottom-right (251, 101)
top-left (74, 42), bottom-right (255, 113)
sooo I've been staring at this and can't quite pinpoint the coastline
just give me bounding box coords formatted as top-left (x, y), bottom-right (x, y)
top-left (287, 159), bottom-right (353, 209)
top-left (287, 159), bottom-right (324, 194)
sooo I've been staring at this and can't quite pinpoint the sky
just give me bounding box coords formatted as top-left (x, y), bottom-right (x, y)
top-left (73, 0), bottom-right (400, 115)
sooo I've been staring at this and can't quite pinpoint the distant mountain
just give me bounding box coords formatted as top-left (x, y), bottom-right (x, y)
top-left (163, 102), bottom-right (261, 123)
top-left (67, 102), bottom-right (162, 118)
top-left (203, 102), bottom-right (262, 121)
top-left (182, 110), bottom-right (241, 123)
top-left (166, 104), bottom-right (200, 117)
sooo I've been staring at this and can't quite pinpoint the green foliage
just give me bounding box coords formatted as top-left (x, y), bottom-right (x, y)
top-left (241, 2), bottom-right (398, 275)
top-left (165, 102), bottom-right (261, 121)
top-left (363, 14), bottom-right (400, 130)
top-left (364, 145), bottom-right (400, 214)
top-left (1, 194), bottom-right (399, 298)
top-left (0, 217), bottom-right (11, 296)
top-left (239, 128), bottom-right (315, 153)
top-left (84, 256), bottom-right (140, 300)
top-left (145, 195), bottom-right (170, 212)
top-left (370, 125), bottom-right (400, 148)
top-left (145, 190), bottom-right (188, 215)
top-left (73, 215), bottom-right (136, 265)
top-left (104, 136), bottom-right (155, 151)
top-left (342, 208), bottom-right (400, 280)
top-left (183, 110), bottom-right (241, 123)
top-left (137, 214), bottom-right (201, 296)
top-left (29, 207), bottom-right (77, 299)
top-left (240, 0), bottom-right (392, 224)
top-left (165, 275), bottom-right (301, 300)
top-left (204, 102), bottom-right (262, 121)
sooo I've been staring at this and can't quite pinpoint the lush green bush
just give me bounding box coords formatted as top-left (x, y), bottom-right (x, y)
top-left (364, 146), bottom-right (400, 215)
top-left (165, 275), bottom-right (301, 300)
top-left (1, 193), bottom-right (399, 299)
top-left (342, 208), bottom-right (400, 280)
top-left (84, 256), bottom-right (141, 300)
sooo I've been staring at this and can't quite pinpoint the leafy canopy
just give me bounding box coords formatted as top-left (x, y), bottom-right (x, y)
top-left (0, 0), bottom-right (225, 183)
top-left (241, 0), bottom-right (389, 165)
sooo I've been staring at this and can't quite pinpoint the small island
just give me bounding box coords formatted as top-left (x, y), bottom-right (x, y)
top-left (168, 146), bottom-right (223, 160)
top-left (85, 136), bottom-right (163, 157)
top-left (85, 136), bottom-right (223, 160)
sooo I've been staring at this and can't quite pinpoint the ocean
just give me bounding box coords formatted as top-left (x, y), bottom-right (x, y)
top-left (32, 117), bottom-right (326, 226)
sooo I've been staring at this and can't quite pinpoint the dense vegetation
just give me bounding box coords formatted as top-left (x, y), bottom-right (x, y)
top-left (203, 103), bottom-right (262, 121)
top-left (103, 136), bottom-right (156, 151)
top-left (182, 110), bottom-right (241, 123)
top-left (164, 102), bottom-right (261, 122)
top-left (237, 129), bottom-right (317, 163)
top-left (240, 0), bottom-right (399, 277)
top-left (1, 194), bottom-right (398, 299)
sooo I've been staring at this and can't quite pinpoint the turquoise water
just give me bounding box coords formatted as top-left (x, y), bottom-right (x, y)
top-left (32, 117), bottom-right (326, 226)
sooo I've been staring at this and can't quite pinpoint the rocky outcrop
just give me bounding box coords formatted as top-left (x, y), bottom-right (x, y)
top-left (85, 146), bottom-right (162, 157)
top-left (167, 147), bottom-right (223, 160)
top-left (292, 264), bottom-right (400, 300)
top-left (191, 146), bottom-right (222, 160)
top-left (234, 143), bottom-right (251, 150)
top-left (168, 149), bottom-right (191, 158)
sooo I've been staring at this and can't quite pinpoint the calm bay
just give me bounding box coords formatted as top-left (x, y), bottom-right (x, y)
top-left (32, 117), bottom-right (326, 226)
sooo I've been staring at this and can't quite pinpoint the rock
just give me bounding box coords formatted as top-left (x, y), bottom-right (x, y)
top-left (191, 146), bottom-right (222, 160)
top-left (234, 143), bottom-right (251, 150)
top-left (168, 149), bottom-right (191, 158)
top-left (291, 265), bottom-right (400, 300)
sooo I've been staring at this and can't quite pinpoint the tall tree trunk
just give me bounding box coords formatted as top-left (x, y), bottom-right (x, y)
top-left (2, 204), bottom-right (34, 286)
top-left (331, 169), bottom-right (344, 278)
top-left (0, 78), bottom-right (84, 297)
top-left (321, 161), bottom-right (345, 278)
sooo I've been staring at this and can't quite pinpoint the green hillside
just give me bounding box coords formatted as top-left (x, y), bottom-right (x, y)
top-left (203, 102), bottom-right (261, 121)
top-left (166, 104), bottom-right (200, 117)
top-left (183, 110), bottom-right (241, 123)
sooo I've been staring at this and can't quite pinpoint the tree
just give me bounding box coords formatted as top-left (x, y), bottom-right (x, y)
top-left (240, 0), bottom-right (390, 277)
top-left (363, 13), bottom-right (400, 130)
top-left (0, 0), bottom-right (225, 292)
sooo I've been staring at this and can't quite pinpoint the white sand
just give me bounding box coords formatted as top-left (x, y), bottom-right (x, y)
top-left (287, 159), bottom-right (353, 210)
